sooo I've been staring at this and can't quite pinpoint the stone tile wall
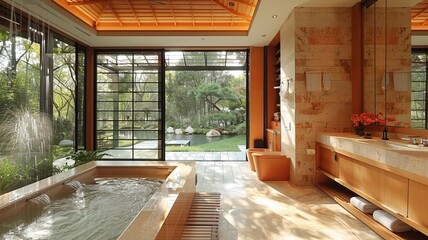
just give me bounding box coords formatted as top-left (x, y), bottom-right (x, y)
top-left (281, 8), bottom-right (352, 184)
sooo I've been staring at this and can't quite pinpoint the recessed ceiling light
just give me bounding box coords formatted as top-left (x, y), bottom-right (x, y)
top-left (229, 1), bottom-right (235, 6)
top-left (272, 15), bottom-right (278, 18)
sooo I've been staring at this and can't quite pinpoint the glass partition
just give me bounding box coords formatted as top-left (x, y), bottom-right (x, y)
top-left (96, 51), bottom-right (163, 160)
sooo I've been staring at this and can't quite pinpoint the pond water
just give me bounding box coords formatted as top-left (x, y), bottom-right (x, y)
top-left (165, 134), bottom-right (235, 146)
top-left (1, 178), bottom-right (162, 240)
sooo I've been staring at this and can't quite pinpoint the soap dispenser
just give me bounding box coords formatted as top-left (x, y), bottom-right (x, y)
top-left (382, 127), bottom-right (389, 140)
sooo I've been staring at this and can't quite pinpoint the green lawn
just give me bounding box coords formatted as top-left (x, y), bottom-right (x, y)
top-left (166, 135), bottom-right (246, 152)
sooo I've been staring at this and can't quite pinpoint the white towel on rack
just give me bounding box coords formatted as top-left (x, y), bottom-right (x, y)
top-left (373, 210), bottom-right (411, 233)
top-left (350, 196), bottom-right (380, 214)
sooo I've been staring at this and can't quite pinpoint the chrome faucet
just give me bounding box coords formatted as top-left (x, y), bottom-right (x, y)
top-left (407, 136), bottom-right (422, 145)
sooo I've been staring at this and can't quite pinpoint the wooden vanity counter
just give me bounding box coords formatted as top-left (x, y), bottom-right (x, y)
top-left (316, 133), bottom-right (428, 240)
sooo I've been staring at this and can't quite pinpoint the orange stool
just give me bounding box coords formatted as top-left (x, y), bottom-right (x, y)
top-left (246, 148), bottom-right (270, 171)
top-left (252, 152), bottom-right (290, 181)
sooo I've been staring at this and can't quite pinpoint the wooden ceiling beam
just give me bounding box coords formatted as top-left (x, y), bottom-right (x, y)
top-left (126, 0), bottom-right (141, 26)
top-left (230, 0), bottom-right (256, 8)
top-left (68, 0), bottom-right (106, 6)
top-left (190, 0), bottom-right (195, 26)
top-left (95, 21), bottom-right (249, 26)
top-left (54, 0), bottom-right (96, 26)
top-left (412, 6), bottom-right (428, 20)
top-left (212, 0), bottom-right (251, 22)
top-left (94, 21), bottom-right (249, 28)
top-left (94, 0), bottom-right (110, 26)
top-left (168, 0), bottom-right (177, 26)
top-left (107, 3), bottom-right (123, 26)
top-left (147, 0), bottom-right (159, 26)
top-left (55, 0), bottom-right (258, 32)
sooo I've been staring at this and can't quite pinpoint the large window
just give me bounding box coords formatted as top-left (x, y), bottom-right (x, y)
top-left (0, 5), bottom-right (85, 193)
top-left (96, 51), bottom-right (163, 160)
top-left (411, 50), bottom-right (427, 129)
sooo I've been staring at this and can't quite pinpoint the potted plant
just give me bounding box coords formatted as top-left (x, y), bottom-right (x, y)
top-left (351, 112), bottom-right (385, 136)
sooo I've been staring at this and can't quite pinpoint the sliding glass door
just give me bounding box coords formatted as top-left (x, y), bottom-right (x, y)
top-left (96, 51), bottom-right (163, 160)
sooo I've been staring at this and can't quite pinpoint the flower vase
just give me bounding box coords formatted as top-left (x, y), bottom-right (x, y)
top-left (354, 125), bottom-right (365, 136)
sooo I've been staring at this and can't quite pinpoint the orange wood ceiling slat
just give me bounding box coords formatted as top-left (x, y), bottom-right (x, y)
top-left (147, 0), bottom-right (160, 26)
top-left (231, 0), bottom-right (255, 7)
top-left (212, 0), bottom-right (251, 21)
top-left (68, 0), bottom-right (106, 6)
top-left (412, 0), bottom-right (428, 31)
top-left (54, 0), bottom-right (258, 33)
top-left (126, 0), bottom-right (140, 25)
top-left (412, 6), bottom-right (428, 20)
top-left (168, 0), bottom-right (177, 26)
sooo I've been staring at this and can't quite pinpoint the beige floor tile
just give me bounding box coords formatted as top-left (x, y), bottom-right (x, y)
top-left (195, 161), bottom-right (382, 240)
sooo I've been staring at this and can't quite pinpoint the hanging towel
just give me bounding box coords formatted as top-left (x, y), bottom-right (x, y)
top-left (350, 196), bottom-right (380, 214)
top-left (373, 210), bottom-right (411, 233)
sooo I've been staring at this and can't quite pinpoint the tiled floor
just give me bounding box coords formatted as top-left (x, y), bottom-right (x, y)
top-left (195, 161), bottom-right (382, 240)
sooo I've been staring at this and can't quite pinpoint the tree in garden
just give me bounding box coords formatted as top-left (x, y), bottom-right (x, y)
top-left (166, 70), bottom-right (204, 127)
top-left (53, 40), bottom-right (76, 143)
top-left (192, 83), bottom-right (237, 112)
top-left (0, 29), bottom-right (40, 115)
top-left (165, 67), bottom-right (246, 132)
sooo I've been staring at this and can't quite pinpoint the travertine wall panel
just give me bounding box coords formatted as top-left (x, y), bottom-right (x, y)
top-left (281, 8), bottom-right (352, 184)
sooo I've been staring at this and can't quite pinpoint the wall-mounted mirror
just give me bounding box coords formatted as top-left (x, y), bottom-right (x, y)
top-left (362, 0), bottom-right (386, 118)
top-left (363, 0), bottom-right (422, 129)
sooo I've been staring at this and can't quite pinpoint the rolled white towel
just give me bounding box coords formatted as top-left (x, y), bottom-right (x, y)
top-left (373, 210), bottom-right (411, 233)
top-left (350, 196), bottom-right (380, 214)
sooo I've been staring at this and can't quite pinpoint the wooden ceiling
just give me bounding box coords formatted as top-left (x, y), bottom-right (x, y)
top-left (52, 0), bottom-right (259, 34)
top-left (412, 0), bottom-right (428, 30)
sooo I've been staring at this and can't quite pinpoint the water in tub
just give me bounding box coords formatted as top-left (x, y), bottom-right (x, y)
top-left (1, 178), bottom-right (163, 240)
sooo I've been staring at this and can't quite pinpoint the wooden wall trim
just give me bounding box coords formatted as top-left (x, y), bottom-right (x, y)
top-left (351, 2), bottom-right (362, 114)
top-left (249, 47), bottom-right (265, 148)
top-left (268, 32), bottom-right (280, 47)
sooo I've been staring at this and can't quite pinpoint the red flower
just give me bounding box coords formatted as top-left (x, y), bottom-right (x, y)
top-left (351, 112), bottom-right (385, 127)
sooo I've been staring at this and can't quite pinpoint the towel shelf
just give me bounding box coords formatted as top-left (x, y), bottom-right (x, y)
top-left (315, 142), bottom-right (428, 239)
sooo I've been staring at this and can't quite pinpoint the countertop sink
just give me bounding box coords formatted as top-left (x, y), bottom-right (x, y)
top-left (389, 150), bottom-right (428, 160)
top-left (357, 139), bottom-right (425, 150)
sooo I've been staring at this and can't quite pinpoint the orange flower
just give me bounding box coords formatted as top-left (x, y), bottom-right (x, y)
top-left (351, 112), bottom-right (385, 127)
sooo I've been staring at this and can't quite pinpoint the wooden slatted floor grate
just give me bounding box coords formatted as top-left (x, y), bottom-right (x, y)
top-left (181, 192), bottom-right (221, 240)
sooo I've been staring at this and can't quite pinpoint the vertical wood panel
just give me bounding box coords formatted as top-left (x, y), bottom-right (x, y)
top-left (249, 47), bottom-right (264, 148)
top-left (267, 32), bottom-right (281, 132)
top-left (409, 180), bottom-right (428, 229)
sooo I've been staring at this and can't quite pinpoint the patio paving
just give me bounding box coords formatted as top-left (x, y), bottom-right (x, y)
top-left (165, 151), bottom-right (246, 161)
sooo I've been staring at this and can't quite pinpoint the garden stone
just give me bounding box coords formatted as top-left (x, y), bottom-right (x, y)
top-left (185, 126), bottom-right (194, 134)
top-left (167, 127), bottom-right (174, 134)
top-left (206, 129), bottom-right (221, 137)
top-left (59, 139), bottom-right (73, 147)
top-left (175, 128), bottom-right (183, 135)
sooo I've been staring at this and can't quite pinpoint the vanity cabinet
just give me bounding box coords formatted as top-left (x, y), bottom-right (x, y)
top-left (338, 154), bottom-right (382, 201)
top-left (317, 145), bottom-right (338, 177)
top-left (408, 180), bottom-right (428, 230)
top-left (381, 171), bottom-right (408, 217)
top-left (316, 142), bottom-right (427, 239)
